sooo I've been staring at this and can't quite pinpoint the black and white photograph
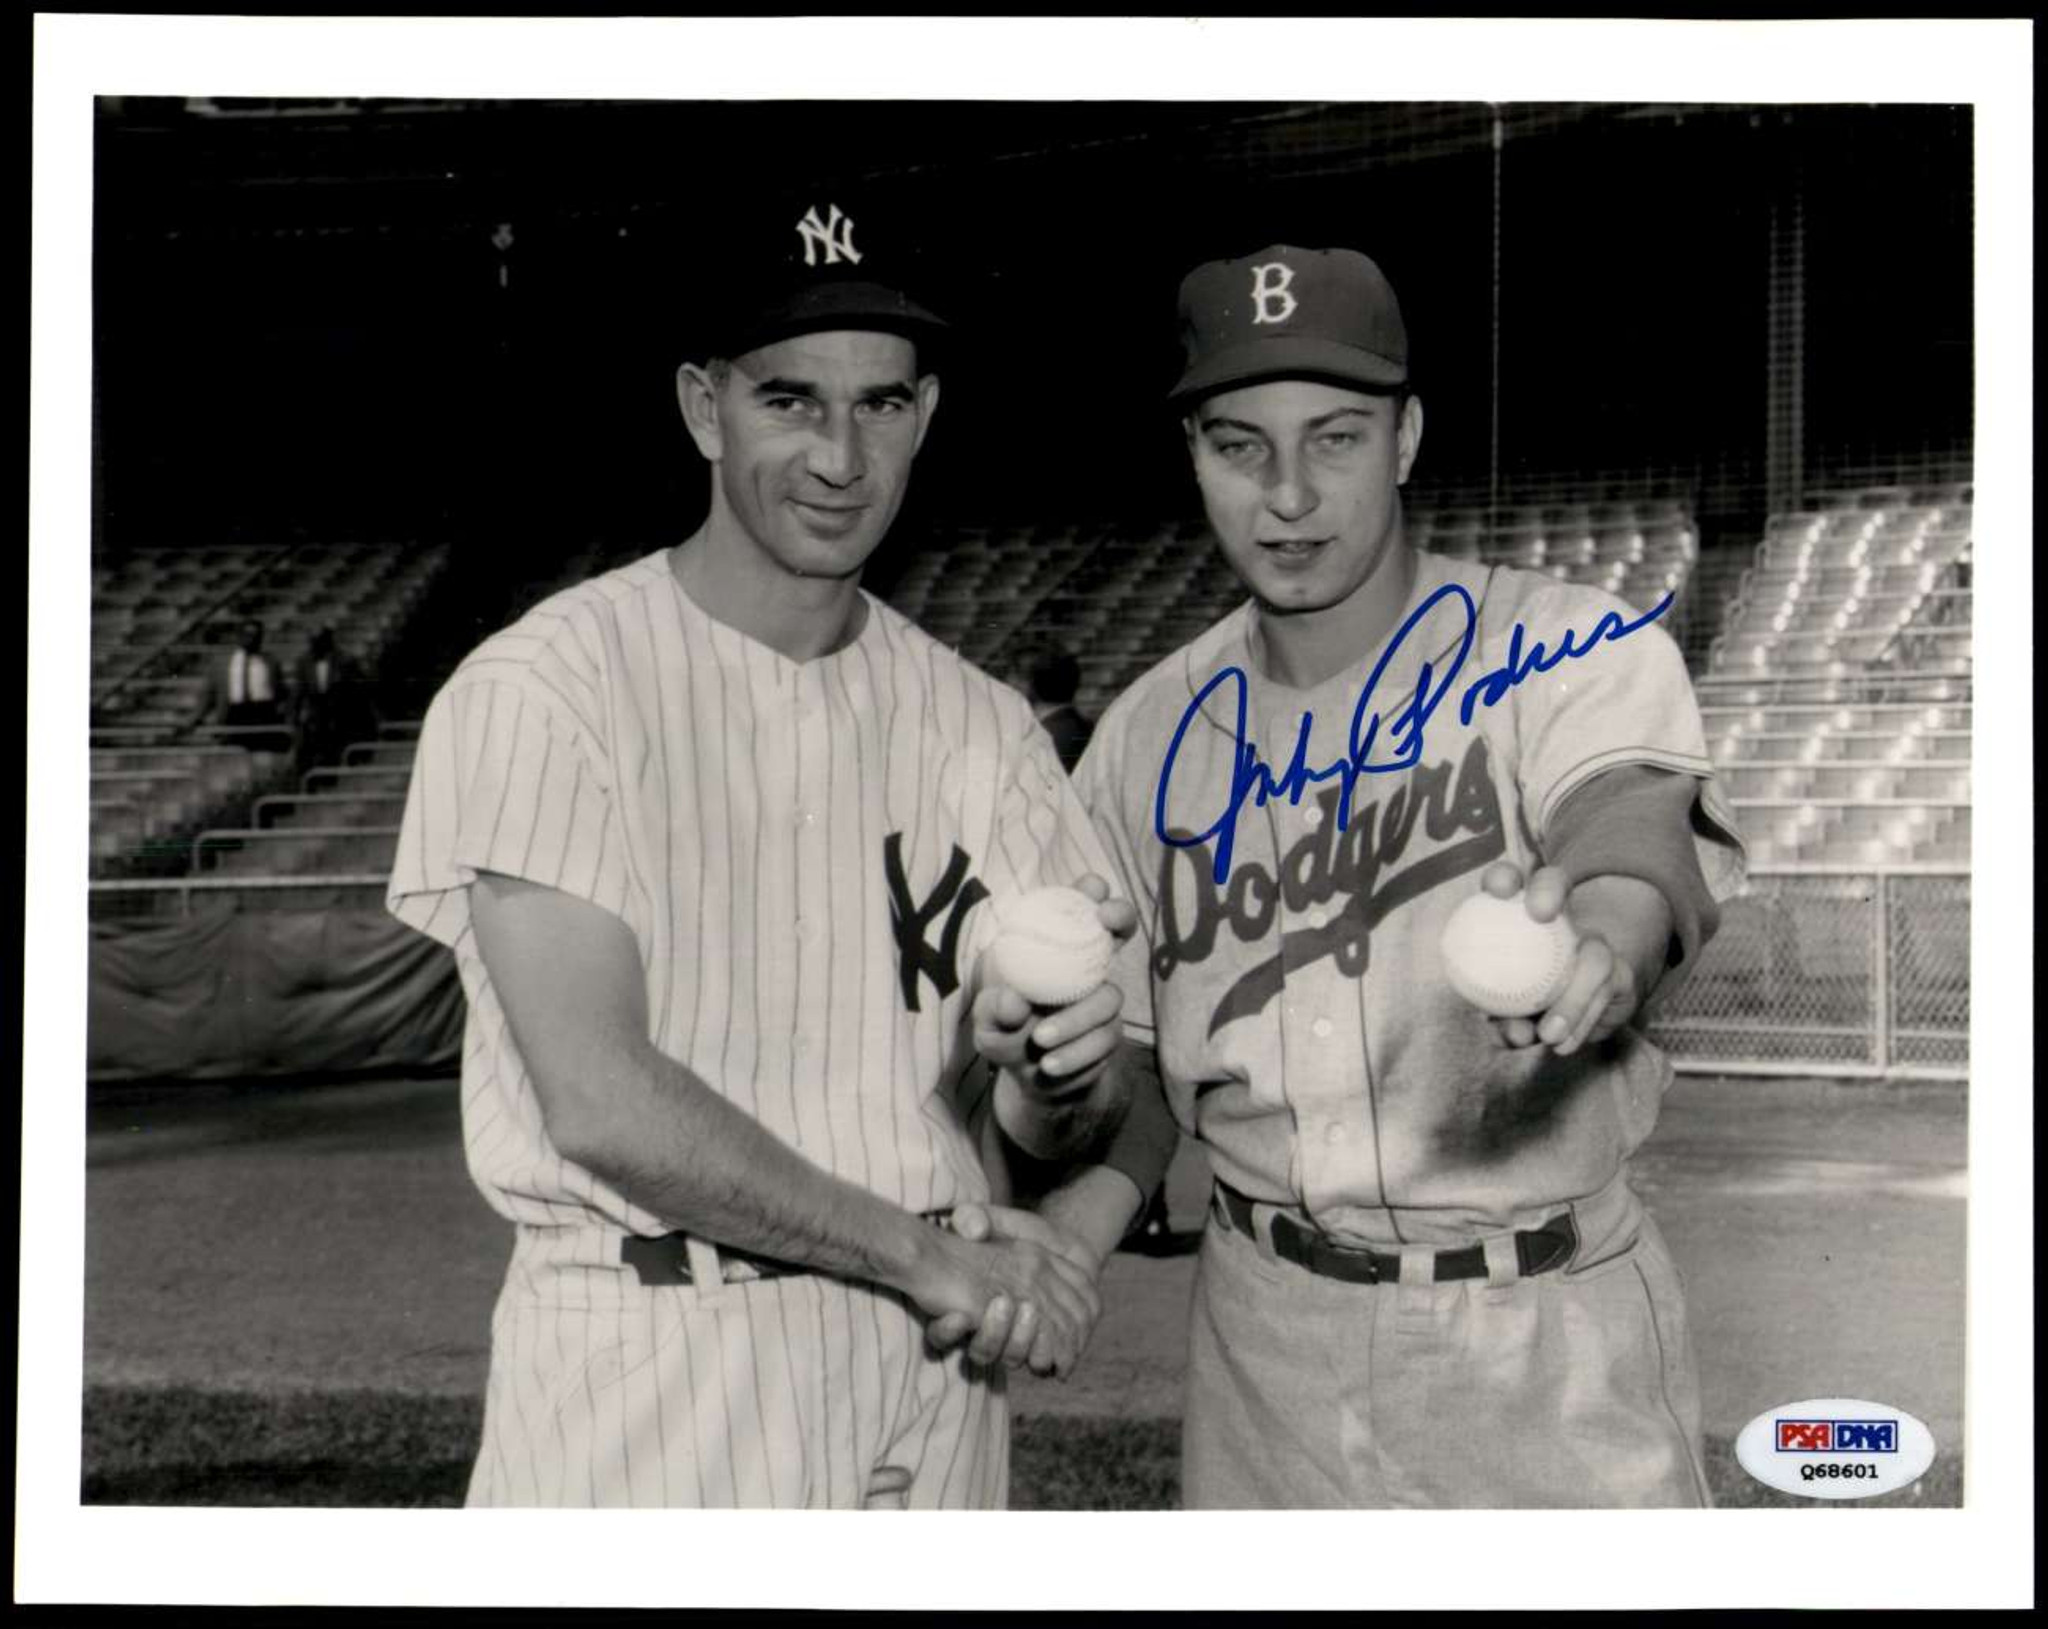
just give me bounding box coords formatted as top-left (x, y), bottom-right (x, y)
top-left (24, 14), bottom-right (2033, 1613)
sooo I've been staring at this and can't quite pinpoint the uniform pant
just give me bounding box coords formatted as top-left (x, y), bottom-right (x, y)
top-left (468, 1227), bottom-right (1008, 1509)
top-left (1182, 1183), bottom-right (1710, 1509)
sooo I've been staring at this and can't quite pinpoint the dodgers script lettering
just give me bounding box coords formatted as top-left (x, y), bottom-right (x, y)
top-left (1154, 584), bottom-right (1674, 884)
top-left (1156, 737), bottom-right (1505, 1037)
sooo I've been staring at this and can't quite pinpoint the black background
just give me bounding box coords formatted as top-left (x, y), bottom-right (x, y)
top-left (93, 99), bottom-right (1973, 577)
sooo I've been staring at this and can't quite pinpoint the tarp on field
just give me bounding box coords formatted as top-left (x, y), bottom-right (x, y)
top-left (88, 907), bottom-right (465, 1080)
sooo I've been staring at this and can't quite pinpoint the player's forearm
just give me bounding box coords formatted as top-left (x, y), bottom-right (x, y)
top-left (548, 1039), bottom-right (939, 1295)
top-left (992, 1043), bottom-right (1133, 1164)
top-left (1036, 1164), bottom-right (1144, 1270)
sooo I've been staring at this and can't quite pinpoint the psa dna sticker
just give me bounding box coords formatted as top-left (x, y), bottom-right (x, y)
top-left (1735, 1397), bottom-right (1936, 1500)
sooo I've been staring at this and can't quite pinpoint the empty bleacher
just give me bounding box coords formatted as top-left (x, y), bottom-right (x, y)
top-left (190, 727), bottom-right (415, 887)
top-left (88, 542), bottom-right (449, 885)
top-left (887, 496), bottom-right (1700, 721)
top-left (884, 484), bottom-right (1968, 879)
top-left (1706, 492), bottom-right (1971, 683)
top-left (885, 518), bottom-right (1231, 716)
top-left (89, 722), bottom-right (419, 917)
top-left (1700, 485), bottom-right (1971, 868)
top-left (89, 745), bottom-right (262, 874)
top-left (1407, 497), bottom-right (1697, 617)
top-left (91, 487), bottom-right (1966, 903)
top-left (92, 541), bottom-right (449, 739)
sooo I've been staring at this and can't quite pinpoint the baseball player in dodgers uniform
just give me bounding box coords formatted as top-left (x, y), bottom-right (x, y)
top-left (1074, 245), bottom-right (1747, 1507)
top-left (388, 200), bottom-right (1168, 1508)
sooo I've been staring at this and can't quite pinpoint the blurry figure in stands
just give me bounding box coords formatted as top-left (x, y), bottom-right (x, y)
top-left (293, 625), bottom-right (378, 772)
top-left (205, 618), bottom-right (291, 753)
top-left (1018, 638), bottom-right (1093, 773)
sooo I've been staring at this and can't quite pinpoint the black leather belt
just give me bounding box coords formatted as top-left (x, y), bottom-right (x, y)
top-left (621, 1210), bottom-right (957, 1289)
top-left (620, 1233), bottom-right (801, 1287)
top-left (1213, 1180), bottom-right (1576, 1285)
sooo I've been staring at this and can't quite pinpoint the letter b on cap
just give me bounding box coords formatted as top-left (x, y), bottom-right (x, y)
top-left (1250, 261), bottom-right (1298, 325)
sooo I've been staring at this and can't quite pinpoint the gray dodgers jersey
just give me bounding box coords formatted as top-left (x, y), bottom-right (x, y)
top-left (1078, 550), bottom-right (1746, 1249)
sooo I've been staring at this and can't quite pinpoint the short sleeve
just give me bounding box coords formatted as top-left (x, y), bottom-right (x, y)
top-left (1073, 717), bottom-right (1157, 1046)
top-left (981, 722), bottom-right (1119, 909)
top-left (1511, 591), bottom-right (1746, 905)
top-left (387, 675), bottom-right (628, 950)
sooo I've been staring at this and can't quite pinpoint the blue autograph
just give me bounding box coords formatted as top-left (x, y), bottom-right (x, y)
top-left (1154, 586), bottom-right (1674, 883)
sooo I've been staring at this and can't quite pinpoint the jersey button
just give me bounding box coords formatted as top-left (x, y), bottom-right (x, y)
top-left (1301, 805), bottom-right (1324, 830)
top-left (1307, 907), bottom-right (1329, 929)
top-left (1311, 1017), bottom-right (1333, 1039)
top-left (1324, 1122), bottom-right (1346, 1145)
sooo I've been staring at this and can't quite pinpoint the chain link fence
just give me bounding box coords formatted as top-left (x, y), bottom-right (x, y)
top-left (1649, 866), bottom-right (1968, 1078)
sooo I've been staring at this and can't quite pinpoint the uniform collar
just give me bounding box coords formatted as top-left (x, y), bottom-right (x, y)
top-left (657, 545), bottom-right (879, 673)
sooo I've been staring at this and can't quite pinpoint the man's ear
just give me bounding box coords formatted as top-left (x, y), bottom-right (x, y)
top-left (910, 373), bottom-right (942, 457)
top-left (1396, 394), bottom-right (1424, 485)
top-left (677, 363), bottom-right (723, 461)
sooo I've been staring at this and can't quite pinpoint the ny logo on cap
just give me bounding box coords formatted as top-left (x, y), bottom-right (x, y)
top-left (1250, 261), bottom-right (1298, 325)
top-left (797, 203), bottom-right (862, 268)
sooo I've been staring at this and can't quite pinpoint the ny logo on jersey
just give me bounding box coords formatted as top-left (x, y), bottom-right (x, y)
top-left (796, 203), bottom-right (862, 268)
top-left (884, 834), bottom-right (989, 1013)
top-left (1249, 261), bottom-right (1298, 325)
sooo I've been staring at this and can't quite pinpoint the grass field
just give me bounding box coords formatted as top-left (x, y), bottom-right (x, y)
top-left (77, 1072), bottom-right (1968, 1518)
top-left (82, 1386), bottom-right (1959, 1511)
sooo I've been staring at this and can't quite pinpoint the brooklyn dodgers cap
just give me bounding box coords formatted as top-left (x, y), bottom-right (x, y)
top-left (707, 192), bottom-right (949, 361)
top-left (1170, 244), bottom-right (1408, 404)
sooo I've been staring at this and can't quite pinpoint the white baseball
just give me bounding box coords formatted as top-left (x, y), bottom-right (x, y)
top-left (1439, 890), bottom-right (1579, 1016)
top-left (980, 885), bottom-right (1115, 1007)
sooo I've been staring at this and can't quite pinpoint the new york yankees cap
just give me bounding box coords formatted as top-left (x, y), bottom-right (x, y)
top-left (706, 192), bottom-right (950, 362)
top-left (1170, 244), bottom-right (1408, 405)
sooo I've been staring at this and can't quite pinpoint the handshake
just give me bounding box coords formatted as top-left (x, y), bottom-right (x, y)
top-left (913, 875), bottom-right (1138, 1379)
top-left (915, 1201), bottom-right (1109, 1380)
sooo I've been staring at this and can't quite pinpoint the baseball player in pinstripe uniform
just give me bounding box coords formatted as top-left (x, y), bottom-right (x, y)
top-left (1072, 244), bottom-right (1748, 1506)
top-left (388, 198), bottom-right (1170, 1508)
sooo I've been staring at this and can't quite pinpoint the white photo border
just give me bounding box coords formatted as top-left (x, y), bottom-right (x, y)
top-left (25, 13), bottom-right (2034, 1611)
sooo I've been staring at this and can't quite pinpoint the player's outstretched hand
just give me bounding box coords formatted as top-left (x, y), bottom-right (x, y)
top-left (909, 1214), bottom-right (1100, 1380)
top-left (973, 873), bottom-right (1135, 1102)
top-left (925, 1203), bottom-right (1104, 1378)
top-left (1477, 861), bottom-right (1669, 1056)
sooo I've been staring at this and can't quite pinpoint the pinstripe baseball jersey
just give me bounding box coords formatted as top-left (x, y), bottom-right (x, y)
top-left (386, 546), bottom-right (1114, 1507)
top-left (1078, 550), bottom-right (1747, 1254)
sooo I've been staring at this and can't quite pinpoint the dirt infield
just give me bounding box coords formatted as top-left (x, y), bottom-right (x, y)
top-left (83, 1069), bottom-right (1966, 1494)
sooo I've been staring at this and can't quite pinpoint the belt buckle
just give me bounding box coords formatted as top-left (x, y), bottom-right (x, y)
top-left (1313, 1228), bottom-right (1389, 1284)
top-left (1348, 1242), bottom-right (1390, 1285)
top-left (1281, 1213), bottom-right (1389, 1285)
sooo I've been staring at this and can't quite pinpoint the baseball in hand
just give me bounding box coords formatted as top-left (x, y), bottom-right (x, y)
top-left (1439, 889), bottom-right (1578, 1017)
top-left (980, 885), bottom-right (1116, 1007)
